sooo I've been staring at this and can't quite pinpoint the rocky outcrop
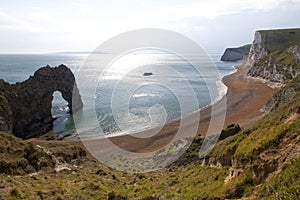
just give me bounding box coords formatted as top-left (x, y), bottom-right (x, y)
top-left (205, 75), bottom-right (300, 188)
top-left (0, 93), bottom-right (12, 132)
top-left (287, 44), bottom-right (300, 65)
top-left (247, 28), bottom-right (300, 83)
top-left (219, 124), bottom-right (241, 140)
top-left (221, 44), bottom-right (251, 61)
top-left (261, 75), bottom-right (300, 114)
top-left (247, 31), bottom-right (267, 67)
top-left (0, 65), bottom-right (83, 139)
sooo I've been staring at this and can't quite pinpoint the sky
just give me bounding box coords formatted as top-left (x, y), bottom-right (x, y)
top-left (0, 0), bottom-right (300, 53)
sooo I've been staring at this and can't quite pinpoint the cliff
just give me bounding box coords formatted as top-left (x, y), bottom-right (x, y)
top-left (221, 44), bottom-right (251, 61)
top-left (247, 28), bottom-right (300, 83)
top-left (0, 65), bottom-right (83, 139)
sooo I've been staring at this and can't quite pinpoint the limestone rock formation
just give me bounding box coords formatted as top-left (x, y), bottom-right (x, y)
top-left (221, 44), bottom-right (251, 61)
top-left (219, 124), bottom-right (241, 140)
top-left (0, 92), bottom-right (12, 133)
top-left (0, 65), bottom-right (83, 139)
top-left (247, 28), bottom-right (300, 83)
top-left (247, 31), bottom-right (267, 68)
top-left (261, 75), bottom-right (300, 114)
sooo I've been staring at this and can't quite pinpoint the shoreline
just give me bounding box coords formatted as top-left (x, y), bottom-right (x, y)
top-left (31, 62), bottom-right (278, 154)
top-left (72, 63), bottom-right (238, 140)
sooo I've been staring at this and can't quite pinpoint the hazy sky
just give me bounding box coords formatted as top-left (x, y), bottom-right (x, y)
top-left (0, 0), bottom-right (300, 53)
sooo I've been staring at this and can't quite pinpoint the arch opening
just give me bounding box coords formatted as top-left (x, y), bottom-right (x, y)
top-left (51, 91), bottom-right (71, 134)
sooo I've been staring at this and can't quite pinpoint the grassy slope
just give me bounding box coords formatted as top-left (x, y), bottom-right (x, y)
top-left (206, 75), bottom-right (300, 198)
top-left (257, 157), bottom-right (300, 199)
top-left (0, 76), bottom-right (299, 199)
top-left (226, 44), bottom-right (251, 56)
top-left (238, 44), bottom-right (252, 56)
top-left (259, 28), bottom-right (300, 53)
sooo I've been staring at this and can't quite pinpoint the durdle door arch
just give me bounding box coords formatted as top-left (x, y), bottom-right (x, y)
top-left (0, 65), bottom-right (83, 139)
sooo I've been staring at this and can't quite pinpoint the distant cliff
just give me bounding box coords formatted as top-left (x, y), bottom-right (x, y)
top-left (0, 65), bottom-right (83, 139)
top-left (247, 28), bottom-right (300, 83)
top-left (221, 44), bottom-right (251, 61)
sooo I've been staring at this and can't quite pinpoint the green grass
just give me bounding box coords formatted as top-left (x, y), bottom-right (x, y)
top-left (234, 121), bottom-right (298, 161)
top-left (207, 131), bottom-right (247, 166)
top-left (239, 44), bottom-right (252, 55)
top-left (233, 76), bottom-right (300, 160)
top-left (257, 157), bottom-right (300, 199)
top-left (0, 159), bottom-right (229, 199)
top-left (0, 132), bottom-right (55, 175)
top-left (224, 169), bottom-right (255, 198)
top-left (256, 46), bottom-right (300, 80)
top-left (225, 44), bottom-right (251, 56)
top-left (258, 28), bottom-right (300, 53)
top-left (274, 49), bottom-right (297, 65)
top-left (211, 76), bottom-right (300, 163)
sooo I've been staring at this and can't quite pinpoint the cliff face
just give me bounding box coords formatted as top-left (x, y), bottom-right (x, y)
top-left (221, 44), bottom-right (251, 61)
top-left (247, 29), bottom-right (300, 83)
top-left (261, 75), bottom-right (300, 114)
top-left (0, 65), bottom-right (83, 139)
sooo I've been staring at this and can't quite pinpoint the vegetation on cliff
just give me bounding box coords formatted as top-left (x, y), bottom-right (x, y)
top-left (0, 131), bottom-right (55, 175)
top-left (221, 44), bottom-right (251, 61)
top-left (248, 28), bottom-right (300, 82)
top-left (258, 28), bottom-right (300, 53)
top-left (0, 75), bottom-right (299, 199)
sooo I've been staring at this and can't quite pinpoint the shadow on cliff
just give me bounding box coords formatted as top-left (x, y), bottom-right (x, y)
top-left (0, 64), bottom-right (83, 139)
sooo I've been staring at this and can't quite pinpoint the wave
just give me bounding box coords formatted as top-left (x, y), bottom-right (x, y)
top-left (76, 64), bottom-right (238, 139)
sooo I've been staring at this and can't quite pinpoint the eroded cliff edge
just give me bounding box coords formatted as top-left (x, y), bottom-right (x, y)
top-left (0, 65), bottom-right (83, 139)
top-left (247, 28), bottom-right (300, 83)
top-left (221, 44), bottom-right (251, 61)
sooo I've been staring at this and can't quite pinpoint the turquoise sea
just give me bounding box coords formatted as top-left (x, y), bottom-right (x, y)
top-left (0, 53), bottom-right (240, 137)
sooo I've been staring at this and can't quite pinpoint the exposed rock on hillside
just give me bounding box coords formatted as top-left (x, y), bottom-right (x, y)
top-left (219, 124), bottom-right (241, 140)
top-left (221, 44), bottom-right (251, 61)
top-left (0, 131), bottom-right (87, 175)
top-left (247, 29), bottom-right (300, 83)
top-left (0, 93), bottom-right (12, 132)
top-left (0, 65), bottom-right (83, 139)
top-left (205, 75), bottom-right (300, 196)
top-left (262, 75), bottom-right (300, 114)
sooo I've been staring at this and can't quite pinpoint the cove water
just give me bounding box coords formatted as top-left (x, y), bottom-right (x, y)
top-left (0, 53), bottom-right (240, 137)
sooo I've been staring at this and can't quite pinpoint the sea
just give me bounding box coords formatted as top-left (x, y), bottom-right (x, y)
top-left (0, 53), bottom-right (240, 138)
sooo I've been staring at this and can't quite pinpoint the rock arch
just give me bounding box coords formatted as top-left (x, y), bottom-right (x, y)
top-left (0, 65), bottom-right (83, 139)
